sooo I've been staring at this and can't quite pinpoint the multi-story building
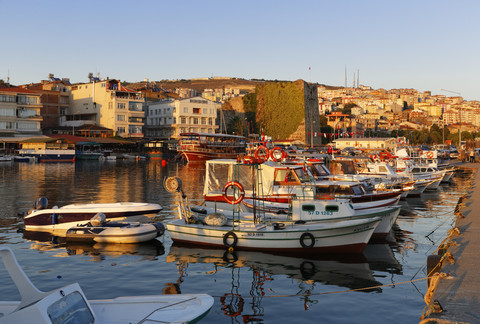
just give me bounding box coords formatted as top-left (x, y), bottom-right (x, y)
top-left (0, 86), bottom-right (42, 137)
top-left (65, 78), bottom-right (144, 138)
top-left (21, 76), bottom-right (71, 131)
top-left (145, 96), bottom-right (220, 139)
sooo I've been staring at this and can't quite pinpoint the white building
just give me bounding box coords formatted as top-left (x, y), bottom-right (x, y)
top-left (65, 79), bottom-right (145, 138)
top-left (145, 96), bottom-right (220, 139)
top-left (0, 87), bottom-right (42, 137)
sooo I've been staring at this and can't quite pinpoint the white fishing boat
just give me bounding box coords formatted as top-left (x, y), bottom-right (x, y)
top-left (192, 194), bottom-right (400, 239)
top-left (22, 197), bottom-right (162, 232)
top-left (0, 246), bottom-right (214, 324)
top-left (165, 177), bottom-right (381, 254)
top-left (65, 213), bottom-right (165, 244)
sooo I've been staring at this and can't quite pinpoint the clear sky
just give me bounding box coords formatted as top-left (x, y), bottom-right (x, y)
top-left (1, 0), bottom-right (479, 100)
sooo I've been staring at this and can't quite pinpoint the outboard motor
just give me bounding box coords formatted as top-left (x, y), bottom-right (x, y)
top-left (152, 222), bottom-right (165, 237)
top-left (34, 197), bottom-right (48, 210)
top-left (90, 213), bottom-right (106, 227)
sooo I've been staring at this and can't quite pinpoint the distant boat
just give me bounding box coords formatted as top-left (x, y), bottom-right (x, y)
top-left (178, 132), bottom-right (247, 162)
top-left (17, 138), bottom-right (75, 162)
top-left (0, 246), bottom-right (214, 324)
top-left (143, 139), bottom-right (178, 160)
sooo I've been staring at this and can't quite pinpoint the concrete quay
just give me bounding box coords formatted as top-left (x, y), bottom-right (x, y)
top-left (421, 163), bottom-right (480, 323)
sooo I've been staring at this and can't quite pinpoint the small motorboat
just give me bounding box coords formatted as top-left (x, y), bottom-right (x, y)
top-left (0, 246), bottom-right (214, 324)
top-left (21, 197), bottom-right (163, 232)
top-left (65, 213), bottom-right (165, 244)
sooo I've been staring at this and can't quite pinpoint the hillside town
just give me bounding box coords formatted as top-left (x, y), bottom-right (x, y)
top-left (0, 74), bottom-right (478, 155)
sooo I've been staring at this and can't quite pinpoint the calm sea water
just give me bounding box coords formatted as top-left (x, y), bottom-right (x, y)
top-left (0, 160), bottom-right (473, 323)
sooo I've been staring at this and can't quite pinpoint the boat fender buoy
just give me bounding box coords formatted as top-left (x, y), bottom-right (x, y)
top-left (223, 231), bottom-right (238, 248)
top-left (426, 151), bottom-right (434, 158)
top-left (254, 146), bottom-right (269, 161)
top-left (270, 147), bottom-right (286, 162)
top-left (222, 181), bottom-right (245, 205)
top-left (299, 232), bottom-right (315, 248)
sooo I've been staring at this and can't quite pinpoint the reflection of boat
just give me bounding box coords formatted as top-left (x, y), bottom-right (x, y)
top-left (65, 213), bottom-right (165, 244)
top-left (23, 230), bottom-right (166, 261)
top-left (0, 246), bottom-right (214, 324)
top-left (167, 243), bottom-right (382, 292)
top-left (22, 197), bottom-right (163, 232)
top-left (363, 243), bottom-right (403, 275)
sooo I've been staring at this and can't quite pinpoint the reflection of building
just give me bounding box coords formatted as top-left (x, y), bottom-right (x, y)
top-left (0, 87), bottom-right (42, 137)
top-left (64, 79), bottom-right (144, 138)
top-left (145, 96), bottom-right (220, 139)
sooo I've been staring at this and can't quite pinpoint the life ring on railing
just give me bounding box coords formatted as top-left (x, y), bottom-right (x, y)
top-left (300, 232), bottom-right (315, 248)
top-left (223, 231), bottom-right (238, 248)
top-left (426, 151), bottom-right (434, 159)
top-left (222, 181), bottom-right (245, 205)
top-left (270, 147), bottom-right (286, 162)
top-left (417, 148), bottom-right (423, 155)
top-left (254, 146), bottom-right (269, 161)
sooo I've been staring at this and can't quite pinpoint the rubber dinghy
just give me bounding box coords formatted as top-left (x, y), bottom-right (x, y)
top-left (65, 213), bottom-right (166, 244)
top-left (0, 246), bottom-right (214, 324)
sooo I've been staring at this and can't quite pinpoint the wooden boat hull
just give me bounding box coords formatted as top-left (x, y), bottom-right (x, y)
top-left (166, 216), bottom-right (381, 254)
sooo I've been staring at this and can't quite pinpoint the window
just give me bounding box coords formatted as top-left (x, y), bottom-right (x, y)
top-left (193, 117), bottom-right (198, 125)
top-left (183, 107), bottom-right (188, 113)
top-left (117, 115), bottom-right (125, 121)
top-left (117, 127), bottom-right (125, 134)
top-left (181, 117), bottom-right (186, 124)
top-left (201, 117), bottom-right (206, 125)
top-left (117, 103), bottom-right (126, 109)
top-left (193, 108), bottom-right (201, 114)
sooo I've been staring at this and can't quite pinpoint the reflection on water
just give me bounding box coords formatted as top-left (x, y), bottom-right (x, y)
top-left (22, 230), bottom-right (165, 261)
top-left (0, 161), bottom-right (475, 324)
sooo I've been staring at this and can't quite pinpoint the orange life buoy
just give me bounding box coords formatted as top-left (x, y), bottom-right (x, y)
top-left (417, 148), bottom-right (423, 155)
top-left (270, 147), bottom-right (285, 162)
top-left (254, 146), bottom-right (269, 161)
top-left (222, 181), bottom-right (245, 205)
top-left (426, 151), bottom-right (434, 159)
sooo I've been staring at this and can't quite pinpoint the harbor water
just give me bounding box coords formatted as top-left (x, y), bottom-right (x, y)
top-left (0, 160), bottom-right (473, 323)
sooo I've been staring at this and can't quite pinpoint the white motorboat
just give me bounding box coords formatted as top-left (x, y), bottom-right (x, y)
top-left (165, 177), bottom-right (381, 254)
top-left (0, 246), bottom-right (214, 324)
top-left (22, 197), bottom-right (162, 232)
top-left (65, 213), bottom-right (165, 243)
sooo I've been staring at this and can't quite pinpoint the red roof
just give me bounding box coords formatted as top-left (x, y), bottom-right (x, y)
top-left (0, 86), bottom-right (39, 95)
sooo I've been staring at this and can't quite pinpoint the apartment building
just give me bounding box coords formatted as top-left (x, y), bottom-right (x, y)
top-left (22, 77), bottom-right (70, 131)
top-left (0, 86), bottom-right (42, 137)
top-left (65, 79), bottom-right (144, 138)
top-left (145, 96), bottom-right (220, 139)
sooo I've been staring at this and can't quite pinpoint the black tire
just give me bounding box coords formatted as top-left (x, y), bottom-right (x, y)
top-left (300, 232), bottom-right (315, 248)
top-left (223, 231), bottom-right (238, 248)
